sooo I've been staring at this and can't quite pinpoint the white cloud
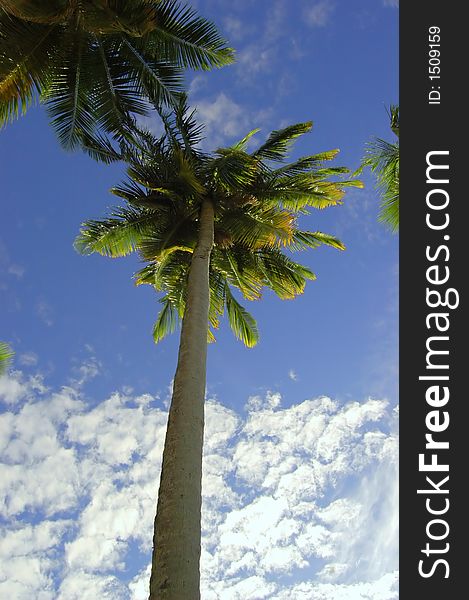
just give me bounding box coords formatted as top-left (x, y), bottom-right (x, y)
top-left (288, 369), bottom-right (298, 381)
top-left (0, 373), bottom-right (29, 405)
top-left (57, 572), bottom-right (129, 600)
top-left (304, 1), bottom-right (335, 28)
top-left (193, 93), bottom-right (253, 149)
top-left (383, 0), bottom-right (398, 6)
top-left (0, 370), bottom-right (46, 405)
top-left (36, 300), bottom-right (54, 327)
top-left (237, 44), bottom-right (275, 78)
top-left (0, 520), bottom-right (70, 599)
top-left (188, 74), bottom-right (208, 96)
top-left (70, 357), bottom-right (102, 387)
top-left (19, 352), bottom-right (38, 366)
top-left (7, 264), bottom-right (25, 278)
top-left (0, 368), bottom-right (398, 598)
top-left (223, 15), bottom-right (249, 41)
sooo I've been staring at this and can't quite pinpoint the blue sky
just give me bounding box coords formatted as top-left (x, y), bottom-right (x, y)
top-left (0, 1), bottom-right (398, 598)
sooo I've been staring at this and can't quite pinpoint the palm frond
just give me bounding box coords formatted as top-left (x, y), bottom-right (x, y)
top-left (362, 138), bottom-right (399, 233)
top-left (0, 12), bottom-right (58, 126)
top-left (257, 250), bottom-right (316, 299)
top-left (160, 93), bottom-right (205, 152)
top-left (358, 105), bottom-right (399, 232)
top-left (81, 0), bottom-right (158, 37)
top-left (207, 269), bottom-right (226, 341)
top-left (153, 297), bottom-right (178, 343)
top-left (80, 130), bottom-right (123, 164)
top-left (173, 148), bottom-right (206, 196)
top-left (148, 0), bottom-right (235, 70)
top-left (210, 249), bottom-right (260, 301)
top-left (90, 35), bottom-right (149, 137)
top-left (252, 122), bottom-right (312, 162)
top-left (208, 149), bottom-right (259, 192)
top-left (291, 230), bottom-right (345, 251)
top-left (231, 128), bottom-right (261, 152)
top-left (0, 341), bottom-right (14, 375)
top-left (119, 37), bottom-right (184, 108)
top-left (0, 1), bottom-right (72, 24)
top-left (272, 150), bottom-right (340, 177)
top-left (225, 285), bottom-right (259, 347)
top-left (44, 30), bottom-right (98, 149)
top-left (378, 191), bottom-right (399, 232)
top-left (74, 208), bottom-right (157, 257)
top-left (218, 207), bottom-right (294, 249)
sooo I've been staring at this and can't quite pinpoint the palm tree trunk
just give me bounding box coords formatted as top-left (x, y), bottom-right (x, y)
top-left (149, 198), bottom-right (215, 600)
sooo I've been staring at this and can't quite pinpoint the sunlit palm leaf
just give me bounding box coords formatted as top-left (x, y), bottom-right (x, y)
top-left (359, 105), bottom-right (399, 232)
top-left (231, 128), bottom-right (260, 152)
top-left (0, 341), bottom-right (13, 375)
top-left (253, 122), bottom-right (312, 162)
top-left (291, 230), bottom-right (345, 251)
top-left (225, 285), bottom-right (259, 347)
top-left (272, 150), bottom-right (340, 177)
top-left (75, 208), bottom-right (157, 257)
top-left (149, 0), bottom-right (235, 70)
top-left (0, 13), bottom-right (58, 125)
top-left (153, 297), bottom-right (178, 342)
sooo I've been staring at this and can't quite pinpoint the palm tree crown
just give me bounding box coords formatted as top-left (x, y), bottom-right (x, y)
top-left (0, 0), bottom-right (234, 149)
top-left (75, 98), bottom-right (362, 346)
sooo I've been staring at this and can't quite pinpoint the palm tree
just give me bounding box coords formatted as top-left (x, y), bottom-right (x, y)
top-left (75, 99), bottom-right (362, 599)
top-left (0, 341), bottom-right (13, 375)
top-left (0, 0), bottom-right (234, 149)
top-left (359, 105), bottom-right (399, 232)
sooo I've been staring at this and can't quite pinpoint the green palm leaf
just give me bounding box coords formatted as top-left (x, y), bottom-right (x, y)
top-left (0, 341), bottom-right (13, 375)
top-left (74, 208), bottom-right (157, 257)
top-left (0, 12), bottom-right (58, 125)
top-left (291, 230), bottom-right (345, 251)
top-left (224, 285), bottom-right (259, 348)
top-left (253, 122), bottom-right (312, 162)
top-left (153, 297), bottom-right (178, 343)
top-left (231, 128), bottom-right (261, 152)
top-left (359, 105), bottom-right (399, 232)
top-left (148, 0), bottom-right (235, 70)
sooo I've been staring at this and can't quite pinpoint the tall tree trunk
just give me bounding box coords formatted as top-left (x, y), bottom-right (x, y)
top-left (149, 198), bottom-right (215, 600)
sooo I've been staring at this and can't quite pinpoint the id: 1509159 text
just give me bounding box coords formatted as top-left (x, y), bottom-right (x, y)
top-left (428, 26), bottom-right (441, 105)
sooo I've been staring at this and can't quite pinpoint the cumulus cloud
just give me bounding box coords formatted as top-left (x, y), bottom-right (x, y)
top-left (70, 357), bottom-right (102, 387)
top-left (0, 368), bottom-right (398, 598)
top-left (191, 93), bottom-right (266, 150)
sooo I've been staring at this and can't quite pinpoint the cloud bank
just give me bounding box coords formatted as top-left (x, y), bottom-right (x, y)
top-left (0, 369), bottom-right (398, 599)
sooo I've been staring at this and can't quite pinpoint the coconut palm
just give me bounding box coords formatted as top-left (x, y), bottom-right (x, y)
top-left (0, 0), bottom-right (233, 149)
top-left (359, 104), bottom-right (399, 232)
top-left (0, 341), bottom-right (13, 375)
top-left (75, 99), bottom-right (362, 599)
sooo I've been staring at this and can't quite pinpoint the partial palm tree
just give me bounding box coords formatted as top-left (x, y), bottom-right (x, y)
top-left (359, 104), bottom-right (399, 232)
top-left (0, 0), bottom-right (234, 149)
top-left (75, 99), bottom-right (362, 599)
top-left (0, 341), bottom-right (13, 375)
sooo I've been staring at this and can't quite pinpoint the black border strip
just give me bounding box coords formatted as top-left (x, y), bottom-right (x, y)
top-left (400, 4), bottom-right (465, 597)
